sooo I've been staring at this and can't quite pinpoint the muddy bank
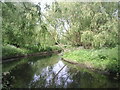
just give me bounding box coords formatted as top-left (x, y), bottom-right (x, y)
top-left (2, 50), bottom-right (61, 63)
top-left (61, 58), bottom-right (120, 78)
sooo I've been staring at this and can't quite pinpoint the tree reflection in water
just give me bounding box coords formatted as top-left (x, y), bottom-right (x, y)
top-left (29, 60), bottom-right (73, 88)
top-left (3, 55), bottom-right (119, 88)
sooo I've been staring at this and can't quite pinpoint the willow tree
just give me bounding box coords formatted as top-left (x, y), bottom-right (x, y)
top-left (2, 2), bottom-right (39, 47)
top-left (45, 2), bottom-right (118, 48)
top-left (2, 1), bottom-right (56, 48)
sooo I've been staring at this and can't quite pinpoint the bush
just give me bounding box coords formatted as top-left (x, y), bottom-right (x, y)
top-left (2, 45), bottom-right (27, 58)
top-left (23, 45), bottom-right (40, 52)
top-left (2, 44), bottom-right (62, 59)
top-left (44, 46), bottom-right (52, 51)
top-left (50, 46), bottom-right (62, 51)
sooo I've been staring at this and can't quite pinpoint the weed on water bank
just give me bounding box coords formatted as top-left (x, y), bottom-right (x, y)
top-left (63, 46), bottom-right (119, 74)
top-left (2, 45), bottom-right (62, 59)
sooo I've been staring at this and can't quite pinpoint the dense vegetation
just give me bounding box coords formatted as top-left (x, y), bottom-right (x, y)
top-left (63, 46), bottom-right (119, 73)
top-left (2, 45), bottom-right (61, 59)
top-left (48, 2), bottom-right (118, 48)
top-left (2, 2), bottom-right (55, 47)
top-left (2, 2), bottom-right (62, 58)
top-left (2, 1), bottom-right (119, 74)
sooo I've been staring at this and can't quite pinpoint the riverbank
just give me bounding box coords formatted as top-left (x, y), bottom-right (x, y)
top-left (2, 45), bottom-right (62, 62)
top-left (2, 54), bottom-right (120, 88)
top-left (62, 46), bottom-right (119, 76)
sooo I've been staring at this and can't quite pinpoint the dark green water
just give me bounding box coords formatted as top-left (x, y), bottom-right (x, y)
top-left (2, 55), bottom-right (120, 88)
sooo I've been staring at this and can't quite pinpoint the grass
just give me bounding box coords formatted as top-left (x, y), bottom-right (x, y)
top-left (63, 46), bottom-right (119, 73)
top-left (2, 44), bottom-right (62, 59)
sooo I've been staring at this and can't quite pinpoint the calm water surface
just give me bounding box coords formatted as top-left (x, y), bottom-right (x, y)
top-left (2, 55), bottom-right (119, 88)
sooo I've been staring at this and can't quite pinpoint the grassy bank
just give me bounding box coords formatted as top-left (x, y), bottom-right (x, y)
top-left (2, 44), bottom-right (62, 59)
top-left (62, 46), bottom-right (119, 74)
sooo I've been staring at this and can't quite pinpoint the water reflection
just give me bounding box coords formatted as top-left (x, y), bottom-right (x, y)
top-left (3, 55), bottom-right (120, 88)
top-left (29, 60), bottom-right (73, 88)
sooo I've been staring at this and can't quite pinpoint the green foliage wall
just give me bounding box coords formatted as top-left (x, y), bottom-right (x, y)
top-left (46, 2), bottom-right (118, 48)
top-left (2, 2), bottom-right (55, 48)
top-left (2, 2), bottom-right (118, 49)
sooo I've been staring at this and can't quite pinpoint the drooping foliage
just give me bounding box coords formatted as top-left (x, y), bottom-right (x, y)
top-left (45, 2), bottom-right (118, 48)
top-left (2, 2), bottom-right (55, 48)
top-left (2, 2), bottom-right (118, 49)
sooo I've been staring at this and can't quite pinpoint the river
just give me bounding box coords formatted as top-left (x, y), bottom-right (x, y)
top-left (2, 55), bottom-right (119, 88)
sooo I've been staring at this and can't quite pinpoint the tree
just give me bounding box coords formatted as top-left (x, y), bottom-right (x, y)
top-left (44, 2), bottom-right (118, 48)
top-left (2, 2), bottom-right (56, 48)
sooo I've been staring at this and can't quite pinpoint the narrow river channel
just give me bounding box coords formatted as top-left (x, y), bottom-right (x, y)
top-left (2, 55), bottom-right (119, 88)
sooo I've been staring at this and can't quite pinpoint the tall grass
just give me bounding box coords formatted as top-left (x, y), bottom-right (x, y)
top-left (63, 46), bottom-right (119, 73)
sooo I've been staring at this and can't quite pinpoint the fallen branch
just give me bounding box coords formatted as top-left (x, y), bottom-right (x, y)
top-left (53, 65), bottom-right (66, 80)
top-left (61, 58), bottom-right (110, 76)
